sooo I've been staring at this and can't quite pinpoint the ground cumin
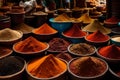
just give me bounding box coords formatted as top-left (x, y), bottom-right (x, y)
top-left (33, 23), bottom-right (58, 34)
top-left (69, 57), bottom-right (107, 77)
top-left (86, 30), bottom-right (109, 42)
top-left (82, 19), bottom-right (111, 34)
top-left (27, 54), bottom-right (67, 78)
top-left (14, 36), bottom-right (48, 53)
top-left (63, 24), bottom-right (87, 37)
top-left (98, 45), bottom-right (120, 59)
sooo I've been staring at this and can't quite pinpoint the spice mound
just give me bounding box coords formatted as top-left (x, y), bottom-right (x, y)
top-left (0, 47), bottom-right (12, 58)
top-left (0, 56), bottom-right (24, 76)
top-left (69, 43), bottom-right (95, 55)
top-left (69, 57), bottom-right (107, 77)
top-left (33, 23), bottom-right (58, 34)
top-left (104, 16), bottom-right (120, 24)
top-left (27, 54), bottom-right (67, 78)
top-left (111, 36), bottom-right (120, 42)
top-left (0, 28), bottom-right (22, 41)
top-left (48, 38), bottom-right (70, 52)
top-left (56, 52), bottom-right (72, 62)
top-left (13, 23), bottom-right (34, 34)
top-left (77, 13), bottom-right (94, 24)
top-left (14, 36), bottom-right (48, 53)
top-left (82, 19), bottom-right (111, 34)
top-left (54, 13), bottom-right (71, 22)
top-left (98, 45), bottom-right (120, 59)
top-left (86, 30), bottom-right (109, 42)
top-left (63, 24), bottom-right (87, 37)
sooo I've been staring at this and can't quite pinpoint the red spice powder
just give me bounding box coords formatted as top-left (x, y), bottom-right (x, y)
top-left (105, 16), bottom-right (120, 24)
top-left (63, 24), bottom-right (87, 37)
top-left (116, 71), bottom-right (120, 76)
top-left (86, 30), bottom-right (109, 42)
top-left (98, 45), bottom-right (120, 59)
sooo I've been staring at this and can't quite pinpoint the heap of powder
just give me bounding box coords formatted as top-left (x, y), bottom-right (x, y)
top-left (0, 56), bottom-right (24, 76)
top-left (82, 19), bottom-right (111, 34)
top-left (54, 13), bottom-right (71, 22)
top-left (104, 16), bottom-right (120, 24)
top-left (48, 38), bottom-right (70, 51)
top-left (63, 24), bottom-right (87, 37)
top-left (14, 36), bottom-right (48, 52)
top-left (111, 36), bottom-right (120, 42)
top-left (69, 57), bottom-right (107, 77)
top-left (13, 23), bottom-right (34, 33)
top-left (86, 30), bottom-right (109, 42)
top-left (69, 43), bottom-right (95, 55)
top-left (98, 45), bottom-right (120, 59)
top-left (77, 13), bottom-right (94, 24)
top-left (0, 28), bottom-right (22, 41)
top-left (27, 54), bottom-right (67, 78)
top-left (33, 23), bottom-right (58, 34)
top-left (0, 47), bottom-right (12, 58)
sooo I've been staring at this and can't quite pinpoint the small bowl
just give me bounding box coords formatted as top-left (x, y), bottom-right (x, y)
top-left (68, 57), bottom-right (108, 80)
top-left (68, 43), bottom-right (96, 57)
top-left (26, 58), bottom-right (67, 80)
top-left (111, 27), bottom-right (120, 35)
top-left (85, 36), bottom-right (110, 47)
top-left (62, 32), bottom-right (86, 43)
top-left (110, 35), bottom-right (120, 46)
top-left (0, 56), bottom-right (26, 80)
top-left (49, 18), bottom-right (72, 33)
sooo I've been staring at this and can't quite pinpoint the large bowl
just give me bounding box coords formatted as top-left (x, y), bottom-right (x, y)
top-left (49, 18), bottom-right (72, 33)
top-left (110, 35), bottom-right (120, 46)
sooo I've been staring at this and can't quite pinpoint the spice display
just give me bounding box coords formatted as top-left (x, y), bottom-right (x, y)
top-left (0, 28), bottom-right (22, 41)
top-left (77, 13), bottom-right (94, 24)
top-left (63, 24), bottom-right (87, 37)
top-left (86, 30), bottom-right (109, 42)
top-left (116, 71), bottom-right (120, 76)
top-left (14, 36), bottom-right (48, 53)
top-left (111, 36), bottom-right (120, 42)
top-left (112, 27), bottom-right (120, 34)
top-left (69, 43), bottom-right (95, 55)
top-left (33, 23), bottom-right (58, 34)
top-left (32, 11), bottom-right (48, 16)
top-left (54, 13), bottom-right (71, 22)
top-left (56, 52), bottom-right (72, 62)
top-left (98, 45), bottom-right (120, 59)
top-left (9, 6), bottom-right (25, 13)
top-left (0, 56), bottom-right (24, 76)
top-left (27, 54), bottom-right (67, 78)
top-left (0, 47), bottom-right (12, 58)
top-left (104, 16), bottom-right (120, 24)
top-left (13, 23), bottom-right (34, 34)
top-left (82, 19), bottom-right (111, 34)
top-left (48, 38), bottom-right (70, 51)
top-left (69, 57), bottom-right (107, 77)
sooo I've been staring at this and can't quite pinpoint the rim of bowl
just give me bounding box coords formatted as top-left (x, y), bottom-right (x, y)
top-left (68, 57), bottom-right (108, 79)
top-left (0, 49), bottom-right (13, 59)
top-left (68, 44), bottom-right (96, 56)
top-left (84, 35), bottom-right (110, 43)
top-left (13, 43), bottom-right (49, 54)
top-left (0, 30), bottom-right (23, 42)
top-left (49, 18), bottom-right (72, 23)
top-left (62, 32), bottom-right (88, 39)
top-left (47, 49), bottom-right (68, 53)
top-left (32, 30), bottom-right (58, 35)
top-left (109, 67), bottom-right (120, 78)
top-left (0, 56), bottom-right (26, 78)
top-left (96, 47), bottom-right (120, 61)
top-left (25, 58), bottom-right (68, 79)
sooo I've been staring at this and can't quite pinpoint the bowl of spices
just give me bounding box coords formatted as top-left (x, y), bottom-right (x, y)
top-left (0, 46), bottom-right (13, 59)
top-left (62, 23), bottom-right (87, 43)
top-left (111, 35), bottom-right (120, 46)
top-left (47, 38), bottom-right (70, 53)
top-left (68, 43), bottom-right (96, 57)
top-left (85, 30), bottom-right (110, 47)
top-left (0, 28), bottom-right (23, 46)
top-left (68, 56), bottom-right (108, 80)
top-left (0, 56), bottom-right (26, 80)
top-left (13, 36), bottom-right (49, 59)
top-left (111, 27), bottom-right (120, 35)
top-left (97, 44), bottom-right (120, 63)
top-left (32, 23), bottom-right (58, 42)
top-left (26, 54), bottom-right (67, 80)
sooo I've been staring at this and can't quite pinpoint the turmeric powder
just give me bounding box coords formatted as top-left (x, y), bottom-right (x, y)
top-left (14, 36), bottom-right (48, 53)
top-left (27, 54), bottom-right (67, 78)
top-left (33, 23), bottom-right (57, 34)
